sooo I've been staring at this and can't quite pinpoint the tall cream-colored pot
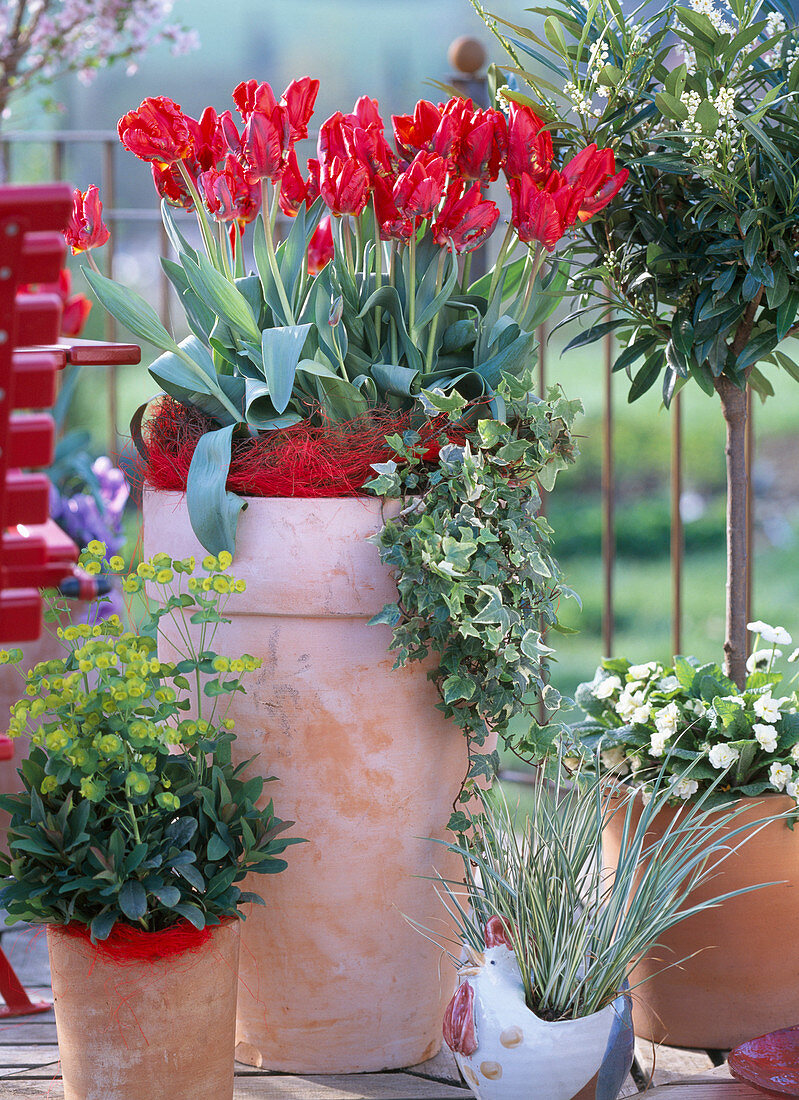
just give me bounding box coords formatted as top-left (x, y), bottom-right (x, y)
top-left (143, 491), bottom-right (471, 1073)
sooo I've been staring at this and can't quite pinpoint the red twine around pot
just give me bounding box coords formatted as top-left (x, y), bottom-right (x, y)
top-left (57, 919), bottom-right (216, 964)
top-left (135, 398), bottom-right (463, 498)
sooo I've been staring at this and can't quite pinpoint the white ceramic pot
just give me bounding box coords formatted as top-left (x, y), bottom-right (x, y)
top-left (444, 939), bottom-right (633, 1100)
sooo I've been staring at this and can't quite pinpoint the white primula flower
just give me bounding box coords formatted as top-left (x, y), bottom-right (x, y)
top-left (600, 747), bottom-right (630, 775)
top-left (709, 743), bottom-right (740, 770)
top-left (631, 704), bottom-right (652, 726)
top-left (650, 729), bottom-right (669, 757)
top-left (790, 744), bottom-right (799, 764)
top-left (788, 648), bottom-right (799, 664)
top-left (655, 702), bottom-right (681, 736)
top-left (594, 675), bottom-right (621, 700)
top-left (640, 786), bottom-right (654, 807)
top-left (628, 662), bottom-right (658, 680)
top-left (753, 723), bottom-right (779, 753)
top-left (693, 699), bottom-right (708, 717)
top-left (616, 689), bottom-right (644, 722)
top-left (769, 762), bottom-right (793, 792)
top-left (747, 648), bottom-right (782, 673)
top-left (753, 693), bottom-right (782, 724)
top-left (786, 780), bottom-right (799, 802)
top-left (670, 776), bottom-right (699, 800)
top-left (659, 676), bottom-right (681, 693)
top-left (748, 621), bottom-right (793, 646)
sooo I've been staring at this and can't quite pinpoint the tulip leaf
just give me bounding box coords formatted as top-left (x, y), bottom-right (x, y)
top-left (253, 215), bottom-right (290, 325)
top-left (181, 252), bottom-right (261, 341)
top-left (186, 425), bottom-right (247, 555)
top-left (83, 267), bottom-right (180, 352)
top-left (149, 337), bottom-right (244, 425)
top-left (160, 200), bottom-right (198, 262)
top-left (475, 330), bottom-right (538, 388)
top-left (260, 324), bottom-right (312, 414)
top-left (371, 362), bottom-right (421, 397)
top-left (415, 250), bottom-right (460, 333)
top-left (295, 357), bottom-right (341, 379)
top-left (314, 373), bottom-right (369, 421)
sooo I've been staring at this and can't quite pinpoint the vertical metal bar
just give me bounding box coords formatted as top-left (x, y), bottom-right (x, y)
top-left (671, 393), bottom-right (684, 656)
top-left (602, 325), bottom-right (615, 657)
top-left (102, 139), bottom-right (119, 454)
top-left (52, 140), bottom-right (65, 182)
top-left (0, 139), bottom-right (9, 183)
top-left (745, 387), bottom-right (754, 641)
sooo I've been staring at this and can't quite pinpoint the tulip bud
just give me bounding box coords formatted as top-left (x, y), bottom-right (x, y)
top-left (64, 185), bottom-right (110, 255)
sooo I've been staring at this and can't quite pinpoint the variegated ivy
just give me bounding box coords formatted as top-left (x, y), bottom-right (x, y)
top-left (365, 375), bottom-right (581, 827)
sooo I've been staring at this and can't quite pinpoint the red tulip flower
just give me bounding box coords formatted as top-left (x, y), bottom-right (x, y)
top-left (241, 109), bottom-right (290, 182)
top-left (562, 143), bottom-right (628, 220)
top-left (279, 148), bottom-right (320, 216)
top-left (453, 107), bottom-right (507, 183)
top-left (64, 185), bottom-right (110, 254)
top-left (373, 175), bottom-right (413, 241)
top-left (307, 216), bottom-right (334, 275)
top-left (218, 109), bottom-right (243, 152)
top-left (187, 106), bottom-right (227, 173)
top-left (118, 96), bottom-right (193, 165)
top-left (393, 151), bottom-right (447, 219)
top-left (318, 111), bottom-right (352, 165)
top-left (23, 270), bottom-right (92, 337)
top-left (432, 180), bottom-right (499, 253)
top-left (320, 155), bottom-right (371, 216)
top-left (152, 162), bottom-right (195, 210)
top-left (281, 76), bottom-right (320, 140)
top-left (392, 98), bottom-right (460, 160)
top-left (508, 172), bottom-right (584, 250)
top-left (200, 154), bottom-right (261, 225)
top-left (503, 103), bottom-right (553, 182)
top-left (233, 79), bottom-right (279, 121)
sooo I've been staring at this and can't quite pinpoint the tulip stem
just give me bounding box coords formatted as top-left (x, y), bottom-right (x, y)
top-left (217, 221), bottom-right (233, 281)
top-left (260, 186), bottom-right (295, 324)
top-left (177, 162), bottom-right (218, 265)
top-left (270, 180), bottom-right (281, 236)
top-left (373, 196), bottom-right (383, 351)
top-left (461, 252), bottom-right (473, 293)
top-left (487, 220), bottom-right (516, 306)
top-left (425, 249), bottom-right (447, 370)
top-left (389, 250), bottom-right (399, 363)
top-left (408, 232), bottom-right (417, 340)
top-left (519, 245), bottom-right (546, 322)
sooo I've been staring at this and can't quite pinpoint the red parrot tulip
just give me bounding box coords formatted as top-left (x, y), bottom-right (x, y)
top-left (392, 151), bottom-right (447, 219)
top-left (281, 76), bottom-right (319, 140)
top-left (392, 99), bottom-right (457, 160)
top-left (443, 982), bottom-right (477, 1056)
top-left (233, 79), bottom-right (278, 121)
top-left (64, 185), bottom-right (110, 254)
top-left (372, 176), bottom-right (413, 241)
top-left (279, 148), bottom-right (320, 216)
top-left (503, 103), bottom-right (553, 182)
top-left (508, 172), bottom-right (584, 250)
top-left (562, 143), bottom-right (628, 220)
top-left (432, 179), bottom-right (499, 252)
top-left (152, 161), bottom-right (194, 209)
top-left (307, 215), bottom-right (334, 274)
top-left (320, 155), bottom-right (370, 216)
top-left (200, 154), bottom-right (261, 225)
top-left (241, 109), bottom-right (289, 181)
top-left (22, 270), bottom-right (92, 337)
top-left (454, 107), bottom-right (507, 183)
top-left (186, 106), bottom-right (227, 173)
top-left (118, 96), bottom-right (193, 164)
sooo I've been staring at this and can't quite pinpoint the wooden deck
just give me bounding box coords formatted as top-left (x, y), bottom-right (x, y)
top-left (0, 926), bottom-right (770, 1098)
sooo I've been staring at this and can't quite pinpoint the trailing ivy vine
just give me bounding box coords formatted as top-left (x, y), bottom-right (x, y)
top-left (365, 372), bottom-right (581, 829)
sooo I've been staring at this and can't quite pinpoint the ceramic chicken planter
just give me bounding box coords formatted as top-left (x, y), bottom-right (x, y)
top-left (444, 919), bottom-right (634, 1100)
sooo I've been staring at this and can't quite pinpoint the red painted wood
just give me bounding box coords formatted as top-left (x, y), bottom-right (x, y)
top-left (14, 293), bottom-right (62, 347)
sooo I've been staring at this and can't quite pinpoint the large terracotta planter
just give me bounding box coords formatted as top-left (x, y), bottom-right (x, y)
top-left (143, 490), bottom-right (472, 1073)
top-left (48, 919), bottom-right (240, 1100)
top-left (602, 792), bottom-right (799, 1049)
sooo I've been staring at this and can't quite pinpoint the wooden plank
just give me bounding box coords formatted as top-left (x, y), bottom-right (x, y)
top-left (0, 1023), bottom-right (57, 1043)
top-left (643, 1083), bottom-right (768, 1098)
top-left (0, 1046), bottom-right (58, 1066)
top-left (407, 1046), bottom-right (461, 1084)
top-left (635, 1040), bottom-right (715, 1086)
top-left (0, 1074), bottom-right (471, 1099)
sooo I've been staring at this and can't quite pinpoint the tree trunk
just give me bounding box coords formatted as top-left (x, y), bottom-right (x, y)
top-left (714, 375), bottom-right (748, 688)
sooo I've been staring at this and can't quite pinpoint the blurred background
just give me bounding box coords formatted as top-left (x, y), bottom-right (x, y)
top-left (3, 0), bottom-right (799, 720)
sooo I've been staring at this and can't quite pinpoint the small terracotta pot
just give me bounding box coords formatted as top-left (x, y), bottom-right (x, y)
top-left (143, 491), bottom-right (475, 1073)
top-left (48, 920), bottom-right (240, 1100)
top-left (602, 792), bottom-right (799, 1049)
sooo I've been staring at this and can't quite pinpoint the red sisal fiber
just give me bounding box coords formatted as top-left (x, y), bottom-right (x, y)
top-left (136, 398), bottom-right (462, 498)
top-left (58, 919), bottom-right (218, 964)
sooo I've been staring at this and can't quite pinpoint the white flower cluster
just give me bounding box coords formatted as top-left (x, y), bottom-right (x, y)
top-left (690, 0), bottom-right (735, 35)
top-left (679, 85), bottom-right (741, 168)
top-left (564, 80), bottom-right (597, 117)
top-left (587, 39), bottom-right (611, 99)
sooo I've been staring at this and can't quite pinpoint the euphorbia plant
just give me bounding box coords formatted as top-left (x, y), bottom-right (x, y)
top-left (82, 76), bottom-right (626, 553)
top-left (473, 0), bottom-right (799, 687)
top-left (0, 543), bottom-right (300, 940)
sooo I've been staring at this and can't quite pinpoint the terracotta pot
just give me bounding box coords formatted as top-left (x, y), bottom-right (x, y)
top-left (48, 919), bottom-right (240, 1100)
top-left (448, 941), bottom-right (634, 1100)
top-left (602, 791), bottom-right (799, 1048)
top-left (143, 490), bottom-right (474, 1073)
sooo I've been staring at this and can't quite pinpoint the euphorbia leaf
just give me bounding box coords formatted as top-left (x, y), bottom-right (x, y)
top-left (186, 424), bottom-right (247, 555)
